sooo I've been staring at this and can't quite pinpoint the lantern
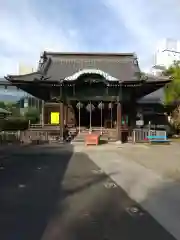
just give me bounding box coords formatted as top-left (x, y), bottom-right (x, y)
top-left (76, 102), bottom-right (83, 133)
top-left (108, 102), bottom-right (113, 128)
top-left (76, 102), bottom-right (83, 110)
top-left (98, 102), bottom-right (104, 134)
top-left (98, 102), bottom-right (105, 109)
top-left (86, 103), bottom-right (95, 112)
top-left (108, 102), bottom-right (113, 109)
top-left (86, 102), bottom-right (95, 132)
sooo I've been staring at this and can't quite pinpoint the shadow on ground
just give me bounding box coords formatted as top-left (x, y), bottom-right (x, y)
top-left (0, 144), bottom-right (117, 240)
top-left (0, 144), bottom-right (177, 240)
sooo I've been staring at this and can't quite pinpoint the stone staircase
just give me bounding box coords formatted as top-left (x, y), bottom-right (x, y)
top-left (71, 128), bottom-right (117, 143)
top-left (71, 130), bottom-right (88, 143)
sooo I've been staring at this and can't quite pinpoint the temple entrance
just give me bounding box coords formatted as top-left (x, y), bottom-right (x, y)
top-left (72, 101), bottom-right (117, 130)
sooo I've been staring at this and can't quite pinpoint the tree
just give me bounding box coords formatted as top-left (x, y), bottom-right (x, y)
top-left (163, 61), bottom-right (180, 131)
top-left (164, 61), bottom-right (180, 105)
top-left (0, 101), bottom-right (6, 109)
top-left (4, 102), bottom-right (21, 117)
top-left (24, 108), bottom-right (40, 124)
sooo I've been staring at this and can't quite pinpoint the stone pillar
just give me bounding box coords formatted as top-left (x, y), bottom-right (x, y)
top-left (60, 102), bottom-right (64, 141)
top-left (116, 101), bottom-right (122, 143)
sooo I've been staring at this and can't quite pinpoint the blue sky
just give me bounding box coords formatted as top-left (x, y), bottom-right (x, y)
top-left (0, 0), bottom-right (180, 77)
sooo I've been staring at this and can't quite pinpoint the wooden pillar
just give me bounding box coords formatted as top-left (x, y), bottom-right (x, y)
top-left (64, 103), bottom-right (67, 125)
top-left (116, 101), bottom-right (122, 143)
top-left (41, 100), bottom-right (44, 127)
top-left (60, 102), bottom-right (64, 140)
top-left (66, 105), bottom-right (68, 125)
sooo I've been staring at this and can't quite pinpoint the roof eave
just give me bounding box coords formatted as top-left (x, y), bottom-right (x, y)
top-left (4, 72), bottom-right (41, 82)
top-left (146, 79), bottom-right (171, 85)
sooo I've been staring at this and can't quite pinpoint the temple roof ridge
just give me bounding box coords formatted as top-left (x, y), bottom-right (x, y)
top-left (44, 51), bottom-right (136, 58)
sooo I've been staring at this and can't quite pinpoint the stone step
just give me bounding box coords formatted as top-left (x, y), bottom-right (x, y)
top-left (72, 132), bottom-right (117, 143)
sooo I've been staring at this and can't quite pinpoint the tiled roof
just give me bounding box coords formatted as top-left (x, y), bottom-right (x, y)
top-left (138, 88), bottom-right (164, 103)
top-left (42, 52), bottom-right (140, 82)
top-left (5, 52), bottom-right (170, 84)
top-left (5, 72), bottom-right (41, 82)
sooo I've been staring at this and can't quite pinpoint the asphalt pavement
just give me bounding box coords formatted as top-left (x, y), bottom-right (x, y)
top-left (0, 144), bottom-right (177, 240)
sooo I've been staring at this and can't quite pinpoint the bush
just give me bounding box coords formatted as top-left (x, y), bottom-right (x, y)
top-left (24, 108), bottom-right (40, 124)
top-left (0, 117), bottom-right (29, 131)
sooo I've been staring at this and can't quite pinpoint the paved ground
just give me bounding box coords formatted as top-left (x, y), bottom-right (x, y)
top-left (73, 142), bottom-right (180, 180)
top-left (116, 142), bottom-right (180, 181)
top-left (0, 144), bottom-right (176, 240)
top-left (80, 143), bottom-right (180, 240)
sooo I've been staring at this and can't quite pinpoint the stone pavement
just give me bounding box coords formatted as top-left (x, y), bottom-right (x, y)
top-left (78, 143), bottom-right (180, 240)
top-left (0, 143), bottom-right (175, 240)
top-left (73, 142), bottom-right (180, 180)
top-left (118, 142), bottom-right (180, 181)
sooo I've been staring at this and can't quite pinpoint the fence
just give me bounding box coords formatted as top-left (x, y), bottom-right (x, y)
top-left (0, 128), bottom-right (167, 145)
top-left (132, 128), bottom-right (166, 143)
top-left (0, 130), bottom-right (63, 145)
top-left (20, 130), bottom-right (63, 144)
top-left (0, 131), bottom-right (21, 144)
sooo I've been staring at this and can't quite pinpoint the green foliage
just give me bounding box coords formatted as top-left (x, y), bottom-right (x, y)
top-left (163, 61), bottom-right (180, 131)
top-left (0, 101), bottom-right (6, 109)
top-left (6, 102), bottom-right (21, 116)
top-left (0, 118), bottom-right (29, 131)
top-left (0, 101), bottom-right (21, 116)
top-left (170, 107), bottom-right (180, 130)
top-left (24, 108), bottom-right (40, 124)
top-left (0, 102), bottom-right (41, 130)
top-left (164, 61), bottom-right (180, 105)
top-left (0, 101), bottom-right (40, 129)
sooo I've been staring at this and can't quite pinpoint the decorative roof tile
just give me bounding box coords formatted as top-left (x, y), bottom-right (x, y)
top-left (64, 69), bottom-right (118, 81)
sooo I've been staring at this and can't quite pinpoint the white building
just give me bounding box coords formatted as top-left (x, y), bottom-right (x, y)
top-left (151, 38), bottom-right (180, 75)
top-left (19, 64), bottom-right (34, 75)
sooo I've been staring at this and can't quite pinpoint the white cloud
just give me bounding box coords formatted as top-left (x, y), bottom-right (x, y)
top-left (1, 0), bottom-right (180, 76)
top-left (103, 0), bottom-right (180, 71)
top-left (0, 0), bottom-right (82, 76)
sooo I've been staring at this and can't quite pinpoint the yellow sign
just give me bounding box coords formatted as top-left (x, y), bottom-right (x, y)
top-left (50, 112), bottom-right (59, 124)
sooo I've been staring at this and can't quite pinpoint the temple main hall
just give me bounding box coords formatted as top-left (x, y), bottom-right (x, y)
top-left (5, 52), bottom-right (170, 142)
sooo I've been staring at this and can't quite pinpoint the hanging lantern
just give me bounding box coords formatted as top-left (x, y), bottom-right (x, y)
top-left (76, 102), bottom-right (83, 110)
top-left (108, 102), bottom-right (113, 129)
top-left (108, 102), bottom-right (113, 109)
top-left (98, 102), bottom-right (104, 109)
top-left (86, 103), bottom-right (95, 112)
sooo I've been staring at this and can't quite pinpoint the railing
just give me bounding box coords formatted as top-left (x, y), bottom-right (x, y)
top-left (30, 124), bottom-right (43, 128)
top-left (30, 124), bottom-right (60, 129)
top-left (132, 128), bottom-right (166, 143)
top-left (0, 128), bottom-right (155, 145)
top-left (0, 130), bottom-right (62, 145)
top-left (0, 131), bottom-right (21, 144)
top-left (20, 130), bottom-right (63, 144)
